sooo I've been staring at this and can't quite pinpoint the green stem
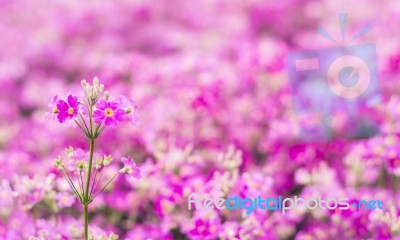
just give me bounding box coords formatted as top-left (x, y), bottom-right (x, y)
top-left (83, 99), bottom-right (97, 240)
top-left (79, 171), bottom-right (85, 195)
top-left (84, 204), bottom-right (88, 240)
top-left (85, 139), bottom-right (95, 200)
top-left (83, 138), bottom-right (95, 239)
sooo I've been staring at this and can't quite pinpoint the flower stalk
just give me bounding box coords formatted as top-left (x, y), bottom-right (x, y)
top-left (49, 77), bottom-right (141, 239)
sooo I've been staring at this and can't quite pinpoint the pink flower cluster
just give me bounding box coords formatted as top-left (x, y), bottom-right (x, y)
top-left (49, 78), bottom-right (138, 129)
top-left (0, 0), bottom-right (400, 239)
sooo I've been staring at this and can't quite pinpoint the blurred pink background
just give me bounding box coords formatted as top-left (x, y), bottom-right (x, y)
top-left (1, 0), bottom-right (400, 239)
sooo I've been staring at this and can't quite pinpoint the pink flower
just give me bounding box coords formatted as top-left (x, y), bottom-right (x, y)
top-left (47, 95), bottom-right (59, 120)
top-left (386, 145), bottom-right (400, 176)
top-left (120, 157), bottom-right (141, 179)
top-left (56, 95), bottom-right (79, 123)
top-left (65, 148), bottom-right (89, 172)
top-left (93, 99), bottom-right (125, 127)
top-left (0, 180), bottom-right (14, 208)
top-left (56, 192), bottom-right (75, 208)
top-left (119, 96), bottom-right (139, 124)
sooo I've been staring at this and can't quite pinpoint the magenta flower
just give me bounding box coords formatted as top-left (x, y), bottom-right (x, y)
top-left (56, 95), bottom-right (79, 123)
top-left (93, 99), bottom-right (125, 127)
top-left (188, 218), bottom-right (221, 240)
top-left (120, 157), bottom-right (141, 179)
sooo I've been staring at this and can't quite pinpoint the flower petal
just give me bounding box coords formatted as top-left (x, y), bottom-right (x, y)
top-left (67, 95), bottom-right (78, 108)
top-left (105, 117), bottom-right (117, 127)
top-left (93, 110), bottom-right (105, 124)
top-left (130, 167), bottom-right (141, 179)
top-left (121, 157), bottom-right (128, 165)
top-left (114, 109), bottom-right (126, 121)
top-left (57, 112), bottom-right (69, 123)
top-left (107, 101), bottom-right (119, 110)
top-left (57, 100), bottom-right (69, 111)
top-left (72, 106), bottom-right (79, 116)
top-left (95, 99), bottom-right (107, 111)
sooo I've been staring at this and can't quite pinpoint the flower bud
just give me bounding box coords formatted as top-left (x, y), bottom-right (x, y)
top-left (104, 91), bottom-right (110, 101)
top-left (119, 166), bottom-right (132, 174)
top-left (81, 79), bottom-right (88, 88)
top-left (95, 156), bottom-right (104, 169)
top-left (93, 77), bottom-right (99, 88)
top-left (53, 156), bottom-right (63, 169)
top-left (103, 154), bottom-right (113, 166)
top-left (109, 232), bottom-right (119, 240)
top-left (84, 86), bottom-right (92, 99)
top-left (65, 147), bottom-right (74, 158)
top-left (77, 160), bottom-right (86, 172)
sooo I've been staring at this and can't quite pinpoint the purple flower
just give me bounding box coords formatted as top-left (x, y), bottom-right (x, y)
top-left (93, 99), bottom-right (125, 127)
top-left (56, 95), bottom-right (79, 123)
top-left (120, 157), bottom-right (141, 179)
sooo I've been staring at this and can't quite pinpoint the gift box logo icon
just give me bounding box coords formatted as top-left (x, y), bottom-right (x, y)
top-left (287, 14), bottom-right (381, 142)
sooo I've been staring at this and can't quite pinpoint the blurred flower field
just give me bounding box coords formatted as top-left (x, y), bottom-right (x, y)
top-left (1, 0), bottom-right (400, 239)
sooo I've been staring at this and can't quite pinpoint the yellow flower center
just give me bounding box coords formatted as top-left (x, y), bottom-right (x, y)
top-left (52, 106), bottom-right (59, 114)
top-left (126, 106), bottom-right (133, 114)
top-left (105, 108), bottom-right (114, 117)
top-left (67, 107), bottom-right (74, 115)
